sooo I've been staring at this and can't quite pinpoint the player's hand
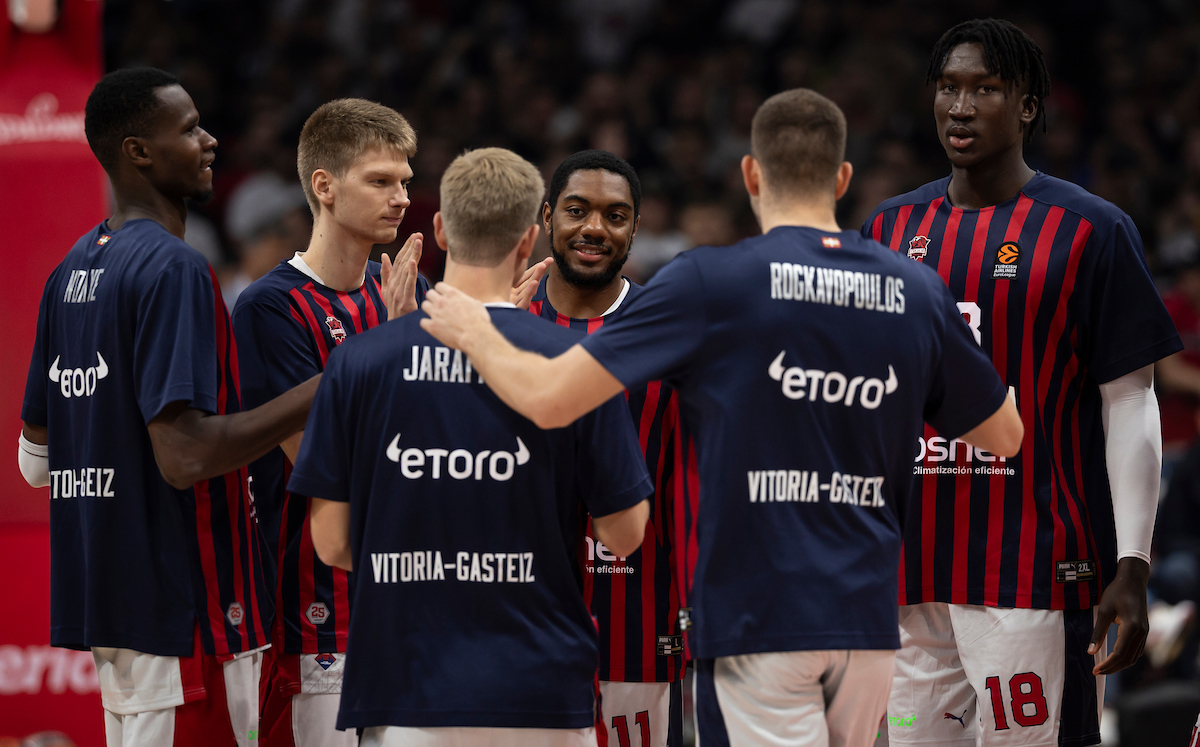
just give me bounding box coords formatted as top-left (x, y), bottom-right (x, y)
top-left (420, 282), bottom-right (492, 352)
top-left (1089, 557), bottom-right (1150, 674)
top-left (381, 232), bottom-right (423, 321)
top-left (511, 257), bottom-right (554, 309)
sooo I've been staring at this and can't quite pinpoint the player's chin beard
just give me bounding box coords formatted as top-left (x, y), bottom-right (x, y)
top-left (189, 188), bottom-right (215, 204)
top-left (549, 227), bottom-right (631, 290)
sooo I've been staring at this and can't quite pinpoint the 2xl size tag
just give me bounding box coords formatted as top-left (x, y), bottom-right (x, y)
top-left (992, 241), bottom-right (1021, 280)
top-left (1056, 559), bottom-right (1096, 583)
top-left (657, 635), bottom-right (683, 656)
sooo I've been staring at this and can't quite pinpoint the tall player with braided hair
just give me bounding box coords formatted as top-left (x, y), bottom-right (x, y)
top-left (864, 18), bottom-right (1180, 746)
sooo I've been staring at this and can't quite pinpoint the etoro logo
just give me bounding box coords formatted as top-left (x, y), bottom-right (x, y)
top-left (306, 602), bottom-right (329, 625)
top-left (226, 602), bottom-right (244, 627)
top-left (49, 352), bottom-right (109, 398)
top-left (386, 433), bottom-right (530, 481)
top-left (768, 351), bottom-right (897, 409)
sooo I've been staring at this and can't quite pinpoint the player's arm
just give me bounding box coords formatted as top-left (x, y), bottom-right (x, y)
top-left (309, 497), bottom-right (352, 571)
top-left (592, 500), bottom-right (650, 558)
top-left (18, 422), bottom-right (49, 488)
top-left (1088, 364), bottom-right (1158, 674)
top-left (957, 394), bottom-right (1022, 457)
top-left (420, 283), bottom-right (624, 428)
top-left (146, 376), bottom-right (319, 490)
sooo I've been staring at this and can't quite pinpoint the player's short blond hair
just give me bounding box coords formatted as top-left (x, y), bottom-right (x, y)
top-left (297, 98), bottom-right (417, 216)
top-left (751, 88), bottom-right (846, 198)
top-left (439, 148), bottom-right (545, 267)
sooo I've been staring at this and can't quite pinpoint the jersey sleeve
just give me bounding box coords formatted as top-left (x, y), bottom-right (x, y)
top-left (581, 253), bottom-right (708, 389)
top-left (574, 394), bottom-right (653, 518)
top-left (133, 261), bottom-right (220, 422)
top-left (1076, 215), bottom-right (1182, 383)
top-left (286, 351), bottom-right (353, 503)
top-left (923, 279), bottom-right (1009, 439)
top-left (232, 298), bottom-right (320, 410)
top-left (20, 275), bottom-right (54, 427)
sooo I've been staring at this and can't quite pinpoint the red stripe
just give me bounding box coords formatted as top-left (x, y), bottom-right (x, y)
top-left (934, 206), bottom-right (959, 281)
top-left (609, 536), bottom-right (626, 680)
top-left (871, 213), bottom-right (884, 242)
top-left (274, 489), bottom-right (290, 648)
top-left (1016, 206), bottom-right (1065, 605)
top-left (913, 197), bottom-right (945, 259)
top-left (298, 500), bottom-right (318, 651)
top-left (1068, 349), bottom-right (1101, 606)
top-left (289, 288), bottom-right (331, 364)
top-left (588, 317), bottom-right (605, 334)
top-left (529, 300), bottom-right (543, 316)
top-left (332, 566), bottom-right (351, 649)
top-left (984, 194), bottom-right (1034, 606)
top-left (192, 480), bottom-right (230, 653)
top-left (304, 285), bottom-right (346, 351)
top-left (658, 397), bottom-right (680, 680)
top-left (335, 291), bottom-right (365, 334)
top-left (897, 543), bottom-right (907, 603)
top-left (362, 276), bottom-right (383, 328)
top-left (887, 205), bottom-right (915, 251)
top-left (636, 384), bottom-right (663, 679)
top-left (555, 312), bottom-right (571, 328)
top-left (964, 208), bottom-right (996, 302)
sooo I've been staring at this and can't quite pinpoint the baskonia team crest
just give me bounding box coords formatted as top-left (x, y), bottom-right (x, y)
top-left (325, 315), bottom-right (347, 344)
top-left (907, 235), bottom-right (929, 261)
top-left (992, 241), bottom-right (1021, 280)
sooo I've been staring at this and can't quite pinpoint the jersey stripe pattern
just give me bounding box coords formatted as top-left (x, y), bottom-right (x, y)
top-left (234, 261), bottom-right (425, 654)
top-left (864, 173), bottom-right (1182, 610)
top-left (530, 277), bottom-right (683, 682)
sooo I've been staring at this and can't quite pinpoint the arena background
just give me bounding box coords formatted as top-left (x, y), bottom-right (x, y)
top-left (3, 0), bottom-right (1200, 744)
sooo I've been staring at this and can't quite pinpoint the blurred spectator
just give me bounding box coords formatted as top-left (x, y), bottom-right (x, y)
top-left (220, 171), bottom-right (311, 304)
top-left (624, 193), bottom-right (689, 282)
top-left (679, 200), bottom-right (736, 249)
top-left (1157, 194), bottom-right (1200, 461)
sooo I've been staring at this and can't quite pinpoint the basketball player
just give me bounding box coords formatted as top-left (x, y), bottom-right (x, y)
top-left (530, 150), bottom-right (684, 747)
top-left (294, 147), bottom-right (653, 746)
top-left (863, 19), bottom-right (1181, 746)
top-left (420, 89), bottom-right (1023, 747)
top-left (232, 98), bottom-right (425, 747)
top-left (18, 68), bottom-right (317, 746)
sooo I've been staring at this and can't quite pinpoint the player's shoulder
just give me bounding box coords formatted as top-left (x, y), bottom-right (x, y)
top-left (122, 219), bottom-right (209, 266)
top-left (494, 307), bottom-right (585, 355)
top-left (864, 177), bottom-right (952, 224)
top-left (1022, 172), bottom-right (1132, 237)
top-left (234, 261), bottom-right (309, 311)
top-left (366, 259), bottom-right (383, 282)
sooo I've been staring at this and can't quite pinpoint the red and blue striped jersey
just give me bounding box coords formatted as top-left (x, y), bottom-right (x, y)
top-left (530, 277), bottom-right (684, 682)
top-left (22, 219), bottom-right (270, 657)
top-left (864, 173), bottom-right (1182, 610)
top-left (232, 257), bottom-right (427, 654)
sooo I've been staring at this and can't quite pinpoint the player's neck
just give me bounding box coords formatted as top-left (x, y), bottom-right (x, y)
top-left (755, 198), bottom-right (841, 234)
top-left (108, 190), bottom-right (188, 240)
top-left (442, 257), bottom-right (513, 304)
top-left (545, 268), bottom-right (624, 319)
top-left (302, 214), bottom-right (372, 291)
top-left (948, 150), bottom-right (1035, 210)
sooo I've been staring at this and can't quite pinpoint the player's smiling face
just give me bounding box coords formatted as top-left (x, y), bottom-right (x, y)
top-left (327, 146), bottom-right (413, 245)
top-left (934, 43), bottom-right (1037, 170)
top-left (143, 85), bottom-right (217, 202)
top-left (544, 169), bottom-right (638, 290)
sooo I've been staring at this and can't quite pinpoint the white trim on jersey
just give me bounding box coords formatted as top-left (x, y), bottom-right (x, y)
top-left (601, 278), bottom-right (631, 317)
top-left (288, 252), bottom-right (327, 286)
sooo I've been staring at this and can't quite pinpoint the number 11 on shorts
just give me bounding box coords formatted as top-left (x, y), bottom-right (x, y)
top-left (984, 673), bottom-right (1049, 730)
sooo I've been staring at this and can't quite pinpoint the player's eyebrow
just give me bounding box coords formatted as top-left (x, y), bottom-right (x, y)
top-left (562, 195), bottom-right (633, 211)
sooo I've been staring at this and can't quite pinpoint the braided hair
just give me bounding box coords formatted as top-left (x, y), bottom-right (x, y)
top-left (927, 18), bottom-right (1051, 142)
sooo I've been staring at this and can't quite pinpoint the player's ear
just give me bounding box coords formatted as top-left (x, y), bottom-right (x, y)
top-left (433, 212), bottom-right (450, 252)
top-left (122, 136), bottom-right (152, 168)
top-left (515, 224), bottom-right (538, 262)
top-left (741, 155), bottom-right (761, 198)
top-left (541, 201), bottom-right (553, 236)
top-left (834, 161), bottom-right (853, 201)
top-left (312, 169), bottom-right (335, 212)
top-left (630, 213), bottom-right (640, 241)
top-left (1020, 94), bottom-right (1039, 126)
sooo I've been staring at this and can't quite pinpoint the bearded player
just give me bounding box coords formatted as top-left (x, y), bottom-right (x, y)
top-left (530, 150), bottom-right (683, 747)
top-left (864, 18), bottom-right (1181, 746)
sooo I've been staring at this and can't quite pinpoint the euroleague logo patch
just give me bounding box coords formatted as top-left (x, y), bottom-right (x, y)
top-left (992, 241), bottom-right (1020, 280)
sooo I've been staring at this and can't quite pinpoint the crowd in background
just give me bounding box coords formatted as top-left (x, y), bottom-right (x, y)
top-left (102, 0), bottom-right (1200, 721)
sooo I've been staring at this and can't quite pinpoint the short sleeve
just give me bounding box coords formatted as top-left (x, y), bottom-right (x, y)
top-left (232, 299), bottom-right (321, 410)
top-left (1076, 216), bottom-right (1182, 383)
top-left (581, 253), bottom-right (708, 389)
top-left (574, 394), bottom-right (653, 518)
top-left (21, 276), bottom-right (54, 426)
top-left (287, 352), bottom-right (353, 503)
top-left (133, 262), bottom-right (220, 422)
top-left (923, 280), bottom-right (1009, 439)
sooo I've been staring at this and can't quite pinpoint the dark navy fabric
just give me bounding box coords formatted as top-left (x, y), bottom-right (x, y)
top-left (22, 218), bottom-right (269, 656)
top-left (693, 659), bottom-right (731, 747)
top-left (233, 259), bottom-right (427, 655)
top-left (288, 307), bottom-right (653, 730)
top-left (864, 173), bottom-right (1182, 611)
top-left (581, 227), bottom-right (1007, 659)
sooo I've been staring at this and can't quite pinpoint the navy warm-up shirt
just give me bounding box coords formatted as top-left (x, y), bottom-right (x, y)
top-left (581, 227), bottom-right (1007, 659)
top-left (864, 172), bottom-right (1182, 610)
top-left (233, 257), bottom-right (427, 655)
top-left (22, 219), bottom-right (270, 657)
top-left (288, 307), bottom-right (652, 730)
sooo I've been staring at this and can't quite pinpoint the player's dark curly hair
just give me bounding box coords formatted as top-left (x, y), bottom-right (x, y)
top-left (927, 18), bottom-right (1051, 142)
top-left (85, 67), bottom-right (181, 172)
top-left (546, 150), bottom-right (642, 218)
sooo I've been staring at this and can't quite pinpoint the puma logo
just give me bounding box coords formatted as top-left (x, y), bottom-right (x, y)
top-left (944, 710), bottom-right (967, 728)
